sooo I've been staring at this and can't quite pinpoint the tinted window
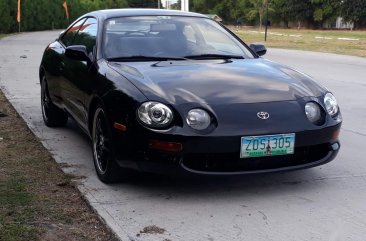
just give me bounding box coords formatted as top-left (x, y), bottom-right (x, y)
top-left (183, 25), bottom-right (198, 44)
top-left (103, 16), bottom-right (254, 59)
top-left (196, 21), bottom-right (244, 55)
top-left (73, 18), bottom-right (98, 55)
top-left (60, 18), bottom-right (87, 47)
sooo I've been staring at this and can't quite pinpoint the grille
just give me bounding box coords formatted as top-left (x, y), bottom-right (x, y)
top-left (182, 144), bottom-right (330, 172)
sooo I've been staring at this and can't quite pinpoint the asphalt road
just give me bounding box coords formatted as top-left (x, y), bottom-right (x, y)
top-left (1, 31), bottom-right (366, 241)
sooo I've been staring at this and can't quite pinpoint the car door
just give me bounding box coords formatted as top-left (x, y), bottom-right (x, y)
top-left (62, 17), bottom-right (98, 130)
top-left (52, 18), bottom-right (87, 110)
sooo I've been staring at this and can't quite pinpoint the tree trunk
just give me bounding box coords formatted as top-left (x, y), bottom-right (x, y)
top-left (259, 14), bottom-right (262, 31)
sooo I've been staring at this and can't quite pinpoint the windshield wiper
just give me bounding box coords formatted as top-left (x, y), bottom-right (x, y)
top-left (184, 54), bottom-right (244, 60)
top-left (107, 55), bottom-right (188, 62)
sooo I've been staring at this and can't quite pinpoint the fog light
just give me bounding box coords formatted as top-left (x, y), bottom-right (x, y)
top-left (186, 109), bottom-right (211, 130)
top-left (331, 142), bottom-right (340, 151)
top-left (305, 102), bottom-right (322, 124)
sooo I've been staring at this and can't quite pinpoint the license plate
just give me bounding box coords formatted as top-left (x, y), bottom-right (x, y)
top-left (240, 133), bottom-right (295, 158)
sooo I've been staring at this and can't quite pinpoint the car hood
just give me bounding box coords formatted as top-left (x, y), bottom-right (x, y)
top-left (108, 58), bottom-right (326, 105)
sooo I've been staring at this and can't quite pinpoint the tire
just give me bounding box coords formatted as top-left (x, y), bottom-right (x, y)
top-left (92, 105), bottom-right (129, 183)
top-left (41, 75), bottom-right (68, 127)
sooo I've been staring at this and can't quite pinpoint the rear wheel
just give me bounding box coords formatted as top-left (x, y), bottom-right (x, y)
top-left (92, 105), bottom-right (129, 183)
top-left (41, 75), bottom-right (68, 127)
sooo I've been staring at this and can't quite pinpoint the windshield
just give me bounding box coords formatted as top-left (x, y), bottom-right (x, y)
top-left (103, 16), bottom-right (255, 60)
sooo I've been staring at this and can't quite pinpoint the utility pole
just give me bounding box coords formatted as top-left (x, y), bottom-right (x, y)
top-left (181, 0), bottom-right (189, 11)
top-left (158, 0), bottom-right (160, 9)
top-left (264, 0), bottom-right (269, 41)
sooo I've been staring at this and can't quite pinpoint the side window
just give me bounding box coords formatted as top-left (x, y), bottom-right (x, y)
top-left (73, 18), bottom-right (98, 55)
top-left (60, 18), bottom-right (87, 47)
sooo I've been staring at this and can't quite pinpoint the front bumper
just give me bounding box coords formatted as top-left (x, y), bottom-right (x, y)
top-left (114, 122), bottom-right (341, 175)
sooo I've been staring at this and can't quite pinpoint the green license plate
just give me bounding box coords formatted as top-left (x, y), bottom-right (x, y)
top-left (240, 133), bottom-right (295, 158)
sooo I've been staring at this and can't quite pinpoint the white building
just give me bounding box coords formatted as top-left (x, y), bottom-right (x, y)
top-left (336, 17), bottom-right (354, 29)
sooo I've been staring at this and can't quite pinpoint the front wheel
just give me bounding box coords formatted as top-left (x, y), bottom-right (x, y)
top-left (41, 75), bottom-right (68, 127)
top-left (92, 105), bottom-right (129, 183)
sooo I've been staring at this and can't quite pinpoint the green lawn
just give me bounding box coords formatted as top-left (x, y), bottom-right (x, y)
top-left (229, 27), bottom-right (366, 57)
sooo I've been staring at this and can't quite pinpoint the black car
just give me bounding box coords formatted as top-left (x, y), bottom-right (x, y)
top-left (39, 9), bottom-right (342, 182)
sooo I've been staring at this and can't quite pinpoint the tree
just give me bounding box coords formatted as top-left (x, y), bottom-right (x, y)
top-left (0, 0), bottom-right (13, 33)
top-left (215, 0), bottom-right (253, 24)
top-left (271, 0), bottom-right (313, 28)
top-left (2, 0), bottom-right (363, 33)
top-left (170, 0), bottom-right (181, 10)
top-left (310, 0), bottom-right (341, 28)
top-left (104, 0), bottom-right (129, 8)
top-left (190, 0), bottom-right (253, 24)
top-left (341, 0), bottom-right (366, 29)
top-left (247, 0), bottom-right (273, 30)
top-left (191, 0), bottom-right (219, 14)
top-left (128, 0), bottom-right (159, 8)
top-left (271, 0), bottom-right (293, 28)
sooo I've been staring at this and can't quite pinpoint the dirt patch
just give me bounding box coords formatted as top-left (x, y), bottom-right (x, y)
top-left (140, 225), bottom-right (166, 235)
top-left (0, 90), bottom-right (118, 241)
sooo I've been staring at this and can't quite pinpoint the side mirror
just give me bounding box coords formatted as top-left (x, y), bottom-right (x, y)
top-left (59, 30), bottom-right (65, 37)
top-left (65, 45), bottom-right (90, 62)
top-left (57, 30), bottom-right (65, 41)
top-left (249, 43), bottom-right (267, 56)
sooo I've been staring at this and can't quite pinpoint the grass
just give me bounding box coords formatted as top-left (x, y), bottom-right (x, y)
top-left (0, 91), bottom-right (118, 241)
top-left (229, 26), bottom-right (366, 57)
top-left (0, 176), bottom-right (38, 241)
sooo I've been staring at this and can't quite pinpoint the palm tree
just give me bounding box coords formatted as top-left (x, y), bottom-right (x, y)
top-left (247, 0), bottom-right (270, 31)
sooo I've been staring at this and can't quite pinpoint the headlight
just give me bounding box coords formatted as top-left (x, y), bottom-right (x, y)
top-left (324, 93), bottom-right (339, 116)
top-left (305, 102), bottom-right (322, 124)
top-left (186, 109), bottom-right (211, 130)
top-left (137, 102), bottom-right (173, 128)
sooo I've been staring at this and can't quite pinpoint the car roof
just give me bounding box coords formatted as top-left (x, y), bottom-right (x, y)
top-left (84, 8), bottom-right (208, 20)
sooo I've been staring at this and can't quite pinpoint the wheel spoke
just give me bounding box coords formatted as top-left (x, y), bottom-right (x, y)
top-left (41, 82), bottom-right (50, 118)
top-left (96, 119), bottom-right (102, 134)
top-left (102, 145), bottom-right (110, 152)
top-left (99, 150), bottom-right (108, 169)
top-left (103, 137), bottom-right (110, 143)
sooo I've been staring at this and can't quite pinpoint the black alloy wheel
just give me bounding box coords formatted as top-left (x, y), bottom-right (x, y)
top-left (41, 75), bottom-right (68, 127)
top-left (92, 105), bottom-right (127, 182)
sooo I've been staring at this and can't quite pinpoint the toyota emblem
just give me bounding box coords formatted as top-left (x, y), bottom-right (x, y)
top-left (257, 111), bottom-right (270, 120)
